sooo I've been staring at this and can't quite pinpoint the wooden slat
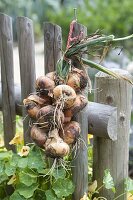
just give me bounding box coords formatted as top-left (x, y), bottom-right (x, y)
top-left (72, 108), bottom-right (88, 200)
top-left (16, 17), bottom-right (36, 143)
top-left (0, 83), bottom-right (118, 140)
top-left (71, 23), bottom-right (88, 200)
top-left (93, 69), bottom-right (132, 199)
top-left (0, 13), bottom-right (16, 151)
top-left (44, 22), bottom-right (62, 73)
top-left (88, 102), bottom-right (117, 140)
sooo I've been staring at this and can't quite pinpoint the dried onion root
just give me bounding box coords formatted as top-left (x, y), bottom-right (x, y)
top-left (53, 84), bottom-right (76, 109)
top-left (64, 94), bottom-right (88, 122)
top-left (36, 105), bottom-right (64, 131)
top-left (30, 125), bottom-right (47, 148)
top-left (45, 129), bottom-right (70, 158)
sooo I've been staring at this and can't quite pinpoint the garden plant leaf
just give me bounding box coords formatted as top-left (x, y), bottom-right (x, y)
top-left (125, 178), bottom-right (133, 194)
top-left (10, 191), bottom-right (26, 200)
top-left (19, 169), bottom-right (38, 186)
top-left (53, 178), bottom-right (75, 198)
top-left (45, 189), bottom-right (62, 200)
top-left (103, 169), bottom-right (115, 193)
top-left (16, 183), bottom-right (38, 198)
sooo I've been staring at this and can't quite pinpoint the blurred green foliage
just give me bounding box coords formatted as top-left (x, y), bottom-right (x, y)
top-left (0, 0), bottom-right (61, 39)
top-left (48, 0), bottom-right (133, 51)
top-left (0, 0), bottom-right (133, 45)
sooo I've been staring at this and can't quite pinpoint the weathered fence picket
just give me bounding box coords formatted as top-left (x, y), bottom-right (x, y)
top-left (71, 22), bottom-right (88, 200)
top-left (0, 13), bottom-right (16, 151)
top-left (93, 69), bottom-right (132, 200)
top-left (0, 13), bottom-right (132, 200)
top-left (44, 22), bottom-right (62, 73)
top-left (17, 17), bottom-right (36, 143)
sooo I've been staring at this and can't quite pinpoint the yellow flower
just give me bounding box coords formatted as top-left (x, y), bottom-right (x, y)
top-left (9, 133), bottom-right (23, 145)
top-left (88, 134), bottom-right (93, 144)
top-left (0, 136), bottom-right (4, 147)
top-left (127, 192), bottom-right (133, 200)
top-left (88, 180), bottom-right (97, 193)
top-left (7, 174), bottom-right (16, 185)
top-left (18, 146), bottom-right (30, 157)
top-left (80, 193), bottom-right (89, 200)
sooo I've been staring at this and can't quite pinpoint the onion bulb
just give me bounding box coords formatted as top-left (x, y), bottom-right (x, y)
top-left (53, 84), bottom-right (76, 109)
top-left (45, 71), bottom-right (56, 82)
top-left (67, 68), bottom-right (88, 92)
top-left (30, 125), bottom-right (47, 147)
top-left (23, 98), bottom-right (40, 119)
top-left (24, 94), bottom-right (51, 107)
top-left (45, 129), bottom-right (70, 158)
top-left (64, 94), bottom-right (88, 122)
top-left (36, 105), bottom-right (64, 131)
top-left (60, 121), bottom-right (81, 145)
top-left (35, 76), bottom-right (55, 96)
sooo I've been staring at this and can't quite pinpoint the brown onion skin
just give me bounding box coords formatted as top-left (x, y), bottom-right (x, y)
top-left (23, 93), bottom-right (53, 119)
top-left (45, 71), bottom-right (56, 81)
top-left (67, 68), bottom-right (88, 92)
top-left (30, 125), bottom-right (47, 147)
top-left (45, 137), bottom-right (70, 158)
top-left (35, 76), bottom-right (55, 96)
top-left (53, 85), bottom-right (76, 109)
top-left (36, 105), bottom-right (55, 131)
top-left (64, 94), bottom-right (88, 122)
top-left (23, 99), bottom-right (40, 119)
top-left (37, 94), bottom-right (53, 105)
top-left (36, 105), bottom-right (64, 131)
top-left (24, 94), bottom-right (52, 107)
top-left (59, 121), bottom-right (81, 145)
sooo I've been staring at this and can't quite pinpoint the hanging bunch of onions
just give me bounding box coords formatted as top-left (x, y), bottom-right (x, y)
top-left (23, 63), bottom-right (88, 158)
top-left (22, 19), bottom-right (90, 159)
top-left (23, 16), bottom-right (133, 159)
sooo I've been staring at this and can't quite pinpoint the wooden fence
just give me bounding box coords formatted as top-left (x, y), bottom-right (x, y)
top-left (0, 13), bottom-right (132, 200)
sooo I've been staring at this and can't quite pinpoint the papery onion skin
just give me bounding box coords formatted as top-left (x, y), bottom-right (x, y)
top-left (53, 84), bottom-right (76, 109)
top-left (36, 105), bottom-right (64, 131)
top-left (67, 68), bottom-right (88, 92)
top-left (59, 121), bottom-right (81, 145)
top-left (45, 138), bottom-right (70, 158)
top-left (44, 129), bottom-right (70, 158)
top-left (24, 94), bottom-right (52, 107)
top-left (23, 99), bottom-right (40, 119)
top-left (64, 94), bottom-right (88, 122)
top-left (45, 71), bottom-right (56, 82)
top-left (30, 125), bottom-right (47, 147)
top-left (35, 76), bottom-right (55, 96)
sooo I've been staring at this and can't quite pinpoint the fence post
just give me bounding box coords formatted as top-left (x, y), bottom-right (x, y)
top-left (0, 13), bottom-right (16, 151)
top-left (93, 69), bottom-right (132, 199)
top-left (44, 22), bottom-right (62, 73)
top-left (17, 17), bottom-right (36, 143)
top-left (71, 23), bottom-right (88, 200)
